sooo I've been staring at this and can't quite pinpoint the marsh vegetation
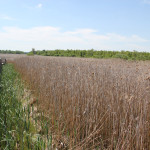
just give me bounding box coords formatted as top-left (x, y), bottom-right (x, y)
top-left (11, 56), bottom-right (150, 149)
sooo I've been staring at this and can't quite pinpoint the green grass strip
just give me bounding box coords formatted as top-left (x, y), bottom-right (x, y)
top-left (0, 64), bottom-right (38, 150)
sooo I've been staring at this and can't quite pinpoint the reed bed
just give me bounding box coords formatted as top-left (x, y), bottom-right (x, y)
top-left (0, 59), bottom-right (2, 73)
top-left (13, 56), bottom-right (150, 149)
top-left (0, 54), bottom-right (26, 62)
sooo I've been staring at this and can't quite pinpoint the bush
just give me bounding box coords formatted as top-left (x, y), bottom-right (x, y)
top-left (113, 53), bottom-right (129, 60)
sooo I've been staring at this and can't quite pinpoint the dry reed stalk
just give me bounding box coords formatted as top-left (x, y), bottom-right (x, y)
top-left (13, 56), bottom-right (150, 149)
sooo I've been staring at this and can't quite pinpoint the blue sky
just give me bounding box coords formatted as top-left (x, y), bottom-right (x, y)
top-left (0, 0), bottom-right (150, 52)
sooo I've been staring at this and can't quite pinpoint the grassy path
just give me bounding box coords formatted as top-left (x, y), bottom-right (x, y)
top-left (0, 64), bottom-right (49, 150)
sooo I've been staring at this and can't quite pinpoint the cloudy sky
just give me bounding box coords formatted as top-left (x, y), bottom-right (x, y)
top-left (0, 0), bottom-right (150, 52)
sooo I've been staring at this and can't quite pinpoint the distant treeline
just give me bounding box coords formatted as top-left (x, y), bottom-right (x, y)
top-left (0, 50), bottom-right (25, 54)
top-left (28, 49), bottom-right (150, 61)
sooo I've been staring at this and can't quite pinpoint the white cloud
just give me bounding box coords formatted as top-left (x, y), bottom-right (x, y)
top-left (0, 15), bottom-right (15, 21)
top-left (36, 3), bottom-right (42, 8)
top-left (0, 26), bottom-right (149, 52)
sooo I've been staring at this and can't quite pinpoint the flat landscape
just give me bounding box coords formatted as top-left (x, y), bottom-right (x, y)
top-left (1, 0), bottom-right (150, 149)
top-left (1, 54), bottom-right (150, 149)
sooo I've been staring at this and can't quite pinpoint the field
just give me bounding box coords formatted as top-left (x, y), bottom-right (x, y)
top-left (1, 55), bottom-right (150, 149)
top-left (0, 54), bottom-right (26, 62)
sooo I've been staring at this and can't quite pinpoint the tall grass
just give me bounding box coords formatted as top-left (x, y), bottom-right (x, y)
top-left (0, 54), bottom-right (26, 62)
top-left (0, 64), bottom-right (52, 149)
top-left (14, 56), bottom-right (150, 149)
top-left (0, 58), bottom-right (2, 73)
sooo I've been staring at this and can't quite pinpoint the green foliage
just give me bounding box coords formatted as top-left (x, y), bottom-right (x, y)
top-left (0, 50), bottom-right (25, 54)
top-left (27, 51), bottom-right (34, 56)
top-left (113, 53), bottom-right (129, 60)
top-left (32, 49), bottom-right (150, 61)
top-left (0, 64), bottom-right (32, 149)
top-left (0, 64), bottom-right (52, 149)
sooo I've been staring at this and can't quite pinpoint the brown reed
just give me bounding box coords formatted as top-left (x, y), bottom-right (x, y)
top-left (13, 56), bottom-right (150, 149)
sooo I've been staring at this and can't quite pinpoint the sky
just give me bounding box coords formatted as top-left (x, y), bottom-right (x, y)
top-left (0, 0), bottom-right (150, 52)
